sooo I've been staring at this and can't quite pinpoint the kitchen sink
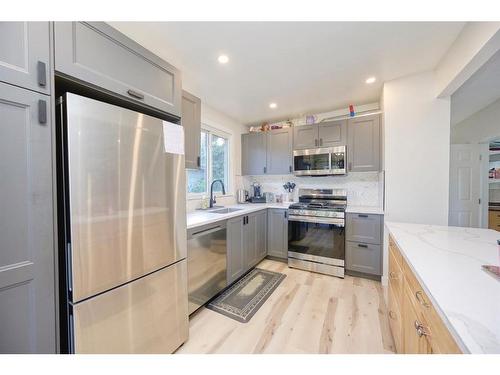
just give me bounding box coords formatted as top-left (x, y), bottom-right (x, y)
top-left (210, 208), bottom-right (243, 214)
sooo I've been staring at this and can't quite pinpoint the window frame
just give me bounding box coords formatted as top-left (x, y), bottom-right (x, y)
top-left (187, 124), bottom-right (231, 199)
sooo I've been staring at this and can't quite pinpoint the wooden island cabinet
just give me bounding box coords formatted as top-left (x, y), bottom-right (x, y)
top-left (388, 235), bottom-right (462, 354)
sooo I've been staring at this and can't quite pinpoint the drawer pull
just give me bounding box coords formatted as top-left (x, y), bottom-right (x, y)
top-left (415, 291), bottom-right (430, 308)
top-left (414, 320), bottom-right (430, 337)
top-left (357, 243), bottom-right (368, 248)
top-left (127, 89), bottom-right (145, 100)
top-left (358, 214), bottom-right (369, 218)
top-left (389, 310), bottom-right (397, 320)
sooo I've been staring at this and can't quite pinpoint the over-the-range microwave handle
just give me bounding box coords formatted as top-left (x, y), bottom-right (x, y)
top-left (287, 215), bottom-right (344, 227)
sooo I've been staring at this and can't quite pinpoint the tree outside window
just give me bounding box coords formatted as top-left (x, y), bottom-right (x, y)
top-left (187, 129), bottom-right (229, 196)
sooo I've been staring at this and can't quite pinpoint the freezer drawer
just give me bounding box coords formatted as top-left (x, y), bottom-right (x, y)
top-left (71, 260), bottom-right (188, 354)
top-left (61, 93), bottom-right (186, 302)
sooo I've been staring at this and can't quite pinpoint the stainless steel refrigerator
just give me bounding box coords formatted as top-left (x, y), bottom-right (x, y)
top-left (57, 93), bottom-right (188, 353)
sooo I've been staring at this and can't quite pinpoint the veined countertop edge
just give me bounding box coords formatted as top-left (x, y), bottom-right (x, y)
top-left (385, 221), bottom-right (500, 354)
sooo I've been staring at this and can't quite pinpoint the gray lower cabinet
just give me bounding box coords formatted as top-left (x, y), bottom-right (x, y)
top-left (0, 82), bottom-right (56, 353)
top-left (0, 22), bottom-right (51, 95)
top-left (345, 213), bottom-right (383, 277)
top-left (54, 22), bottom-right (181, 117)
top-left (347, 114), bottom-right (381, 172)
top-left (182, 90), bottom-right (201, 169)
top-left (241, 132), bottom-right (267, 175)
top-left (345, 242), bottom-right (382, 276)
top-left (346, 213), bottom-right (382, 244)
top-left (227, 216), bottom-right (246, 284)
top-left (226, 211), bottom-right (267, 284)
top-left (266, 128), bottom-right (293, 174)
top-left (267, 209), bottom-right (288, 259)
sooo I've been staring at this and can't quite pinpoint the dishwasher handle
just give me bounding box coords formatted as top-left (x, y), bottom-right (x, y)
top-left (190, 226), bottom-right (223, 238)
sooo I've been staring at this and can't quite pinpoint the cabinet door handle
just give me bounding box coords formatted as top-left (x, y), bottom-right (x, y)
top-left (415, 291), bottom-right (430, 308)
top-left (289, 165), bottom-right (292, 173)
top-left (197, 156), bottom-right (201, 168)
top-left (38, 99), bottom-right (47, 125)
top-left (284, 211), bottom-right (288, 219)
top-left (320, 138), bottom-right (323, 146)
top-left (37, 61), bottom-right (46, 87)
top-left (263, 166), bottom-right (267, 174)
top-left (388, 310), bottom-right (396, 320)
top-left (127, 89), bottom-right (145, 100)
top-left (414, 320), bottom-right (430, 337)
top-left (389, 271), bottom-right (398, 279)
top-left (348, 162), bottom-right (352, 171)
top-left (357, 243), bottom-right (368, 248)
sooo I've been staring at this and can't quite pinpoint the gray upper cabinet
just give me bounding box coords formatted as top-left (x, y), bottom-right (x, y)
top-left (0, 82), bottom-right (56, 353)
top-left (346, 213), bottom-right (382, 245)
top-left (54, 22), bottom-right (181, 117)
top-left (0, 22), bottom-right (51, 95)
top-left (266, 128), bottom-right (293, 174)
top-left (347, 114), bottom-right (381, 172)
top-left (242, 132), bottom-right (267, 175)
top-left (182, 90), bottom-right (201, 169)
top-left (242, 128), bottom-right (292, 176)
top-left (293, 124), bottom-right (317, 149)
top-left (318, 119), bottom-right (347, 147)
top-left (293, 120), bottom-right (346, 150)
top-left (267, 209), bottom-right (288, 259)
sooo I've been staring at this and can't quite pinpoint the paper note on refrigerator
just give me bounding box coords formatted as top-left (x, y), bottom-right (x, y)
top-left (162, 121), bottom-right (185, 155)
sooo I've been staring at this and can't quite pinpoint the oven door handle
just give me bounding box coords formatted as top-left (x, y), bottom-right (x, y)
top-left (288, 215), bottom-right (345, 227)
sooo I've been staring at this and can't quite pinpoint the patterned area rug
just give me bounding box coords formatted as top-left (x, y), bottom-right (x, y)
top-left (207, 268), bottom-right (286, 323)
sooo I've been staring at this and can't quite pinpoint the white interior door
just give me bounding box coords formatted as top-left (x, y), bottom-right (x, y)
top-left (449, 144), bottom-right (480, 227)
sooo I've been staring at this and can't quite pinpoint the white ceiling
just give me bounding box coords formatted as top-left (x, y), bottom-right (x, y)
top-left (110, 22), bottom-right (465, 124)
top-left (451, 48), bottom-right (500, 126)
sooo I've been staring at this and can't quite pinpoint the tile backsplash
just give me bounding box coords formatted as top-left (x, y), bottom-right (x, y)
top-left (238, 172), bottom-right (384, 207)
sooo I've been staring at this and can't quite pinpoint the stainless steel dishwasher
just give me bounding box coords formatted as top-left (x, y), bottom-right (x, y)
top-left (187, 221), bottom-right (227, 315)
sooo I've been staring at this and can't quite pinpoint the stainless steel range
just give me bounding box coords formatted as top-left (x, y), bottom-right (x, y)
top-left (287, 188), bottom-right (346, 278)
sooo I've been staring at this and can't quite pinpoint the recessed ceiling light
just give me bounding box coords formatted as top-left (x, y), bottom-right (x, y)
top-left (269, 103), bottom-right (277, 109)
top-left (218, 55), bottom-right (229, 64)
top-left (365, 77), bottom-right (376, 84)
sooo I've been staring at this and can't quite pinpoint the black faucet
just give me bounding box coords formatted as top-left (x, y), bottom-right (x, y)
top-left (209, 179), bottom-right (226, 208)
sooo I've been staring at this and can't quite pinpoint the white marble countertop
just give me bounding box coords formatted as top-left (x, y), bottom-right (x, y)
top-left (346, 205), bottom-right (384, 215)
top-left (385, 221), bottom-right (500, 354)
top-left (187, 202), bottom-right (293, 229)
top-left (187, 202), bottom-right (384, 229)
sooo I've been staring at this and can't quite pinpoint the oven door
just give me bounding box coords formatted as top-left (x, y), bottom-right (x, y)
top-left (293, 148), bottom-right (331, 176)
top-left (287, 215), bottom-right (345, 267)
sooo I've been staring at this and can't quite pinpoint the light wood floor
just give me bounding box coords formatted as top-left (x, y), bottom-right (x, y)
top-left (176, 259), bottom-right (395, 354)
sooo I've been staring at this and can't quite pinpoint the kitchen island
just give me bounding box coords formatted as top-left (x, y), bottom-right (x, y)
top-left (386, 222), bottom-right (500, 354)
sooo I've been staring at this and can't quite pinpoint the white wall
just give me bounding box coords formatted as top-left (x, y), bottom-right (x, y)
top-left (382, 71), bottom-right (451, 285)
top-left (186, 102), bottom-right (247, 212)
top-left (451, 97), bottom-right (500, 144)
top-left (383, 71), bottom-right (451, 225)
top-left (435, 22), bottom-right (500, 97)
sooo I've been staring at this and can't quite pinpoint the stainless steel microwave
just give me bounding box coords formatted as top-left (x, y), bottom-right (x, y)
top-left (293, 145), bottom-right (346, 176)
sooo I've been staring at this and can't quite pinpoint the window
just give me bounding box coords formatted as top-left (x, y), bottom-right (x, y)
top-left (187, 128), bottom-right (230, 196)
